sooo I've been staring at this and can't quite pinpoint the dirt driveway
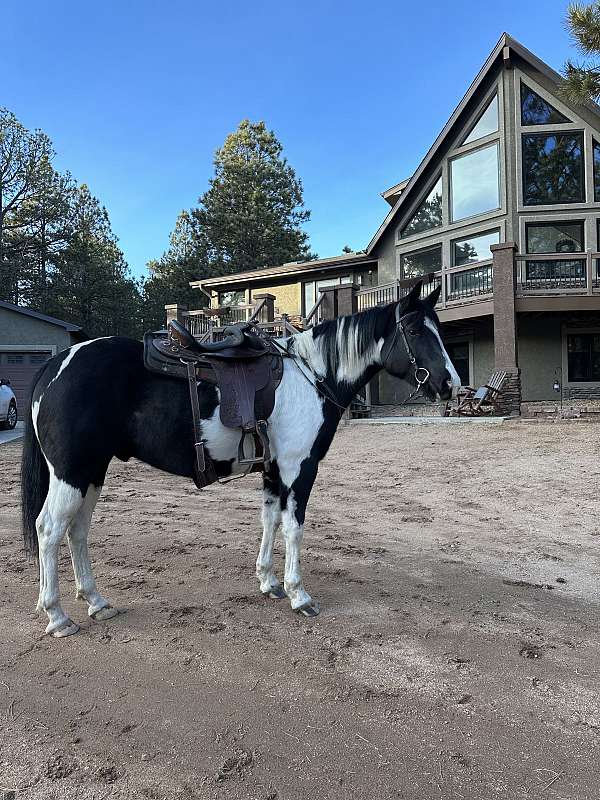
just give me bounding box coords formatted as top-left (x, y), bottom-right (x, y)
top-left (0, 421), bottom-right (599, 800)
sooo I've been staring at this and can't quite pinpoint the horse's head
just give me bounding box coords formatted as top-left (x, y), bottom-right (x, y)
top-left (380, 281), bottom-right (461, 402)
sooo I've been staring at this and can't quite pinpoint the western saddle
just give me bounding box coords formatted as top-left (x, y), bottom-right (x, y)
top-left (143, 319), bottom-right (284, 489)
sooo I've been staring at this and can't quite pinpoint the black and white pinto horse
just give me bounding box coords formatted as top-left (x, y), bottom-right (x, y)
top-left (21, 282), bottom-right (460, 637)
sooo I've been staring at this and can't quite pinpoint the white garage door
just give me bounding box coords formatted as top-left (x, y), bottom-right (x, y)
top-left (0, 351), bottom-right (52, 419)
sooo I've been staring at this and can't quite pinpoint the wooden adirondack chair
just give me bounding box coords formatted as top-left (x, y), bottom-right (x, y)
top-left (444, 370), bottom-right (507, 417)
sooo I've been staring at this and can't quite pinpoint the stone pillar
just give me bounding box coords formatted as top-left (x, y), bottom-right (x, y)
top-left (165, 304), bottom-right (187, 327)
top-left (252, 292), bottom-right (276, 322)
top-left (490, 242), bottom-right (521, 416)
top-left (336, 283), bottom-right (359, 317)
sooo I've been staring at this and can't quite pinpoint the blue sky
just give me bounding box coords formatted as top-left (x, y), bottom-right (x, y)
top-left (4, 1), bottom-right (578, 278)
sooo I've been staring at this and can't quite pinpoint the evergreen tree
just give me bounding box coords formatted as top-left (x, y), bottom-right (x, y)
top-left (49, 185), bottom-right (141, 337)
top-left (562, 1), bottom-right (600, 104)
top-left (143, 119), bottom-right (315, 328)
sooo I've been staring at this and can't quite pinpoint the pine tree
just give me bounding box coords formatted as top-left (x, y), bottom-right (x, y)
top-left (143, 119), bottom-right (315, 328)
top-left (562, 2), bottom-right (600, 104)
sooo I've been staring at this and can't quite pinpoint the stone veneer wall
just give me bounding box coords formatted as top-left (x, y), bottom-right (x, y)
top-left (494, 370), bottom-right (521, 416)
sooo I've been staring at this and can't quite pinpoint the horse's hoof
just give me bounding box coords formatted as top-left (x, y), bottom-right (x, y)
top-left (51, 620), bottom-right (80, 638)
top-left (262, 585), bottom-right (287, 600)
top-left (295, 602), bottom-right (320, 618)
top-left (90, 605), bottom-right (119, 621)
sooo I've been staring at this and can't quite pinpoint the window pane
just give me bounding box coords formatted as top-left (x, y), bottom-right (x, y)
top-left (303, 282), bottom-right (315, 314)
top-left (400, 176), bottom-right (442, 238)
top-left (522, 133), bottom-right (584, 205)
top-left (462, 95), bottom-right (498, 145)
top-left (526, 222), bottom-right (584, 253)
top-left (445, 342), bottom-right (470, 385)
top-left (218, 290), bottom-right (245, 306)
top-left (453, 230), bottom-right (500, 266)
top-left (567, 333), bottom-right (600, 381)
top-left (594, 140), bottom-right (600, 202)
top-left (401, 246), bottom-right (442, 278)
top-left (521, 83), bottom-right (570, 125)
top-left (450, 144), bottom-right (499, 221)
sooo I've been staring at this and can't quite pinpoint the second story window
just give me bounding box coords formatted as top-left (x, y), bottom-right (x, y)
top-left (400, 176), bottom-right (442, 238)
top-left (522, 132), bottom-right (584, 205)
top-left (452, 230), bottom-right (500, 266)
top-left (450, 142), bottom-right (500, 222)
top-left (400, 245), bottom-right (442, 279)
top-left (525, 220), bottom-right (585, 286)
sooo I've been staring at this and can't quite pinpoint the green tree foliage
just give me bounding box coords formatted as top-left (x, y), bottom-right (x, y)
top-left (0, 107), bottom-right (142, 336)
top-left (562, 2), bottom-right (600, 104)
top-left (143, 119), bottom-right (314, 328)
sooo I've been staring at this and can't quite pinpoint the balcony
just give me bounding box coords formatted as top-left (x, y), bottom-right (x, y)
top-left (515, 252), bottom-right (600, 296)
top-left (357, 260), bottom-right (494, 314)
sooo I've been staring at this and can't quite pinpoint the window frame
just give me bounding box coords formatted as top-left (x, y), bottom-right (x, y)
top-left (514, 69), bottom-right (598, 211)
top-left (451, 228), bottom-right (500, 269)
top-left (562, 326), bottom-right (600, 387)
top-left (444, 336), bottom-right (473, 387)
top-left (521, 129), bottom-right (586, 207)
top-left (399, 244), bottom-right (443, 280)
top-left (449, 140), bottom-right (501, 224)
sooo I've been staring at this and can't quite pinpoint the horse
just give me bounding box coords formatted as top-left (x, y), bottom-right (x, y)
top-left (21, 281), bottom-right (460, 637)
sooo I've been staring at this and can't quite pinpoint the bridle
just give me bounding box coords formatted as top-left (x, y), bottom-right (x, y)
top-left (280, 302), bottom-right (433, 411)
top-left (380, 303), bottom-right (431, 405)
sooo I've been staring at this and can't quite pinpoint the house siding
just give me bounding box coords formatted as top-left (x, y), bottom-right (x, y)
top-left (0, 308), bottom-right (74, 350)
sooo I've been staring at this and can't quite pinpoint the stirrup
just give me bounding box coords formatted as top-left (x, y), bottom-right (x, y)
top-left (237, 429), bottom-right (263, 466)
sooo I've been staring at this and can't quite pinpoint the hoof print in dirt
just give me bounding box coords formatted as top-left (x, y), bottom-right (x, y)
top-left (519, 643), bottom-right (543, 659)
top-left (215, 749), bottom-right (255, 782)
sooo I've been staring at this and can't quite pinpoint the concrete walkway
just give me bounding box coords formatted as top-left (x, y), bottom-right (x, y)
top-left (0, 421), bottom-right (24, 444)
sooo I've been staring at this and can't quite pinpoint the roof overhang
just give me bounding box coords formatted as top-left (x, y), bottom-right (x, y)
top-left (0, 300), bottom-right (83, 333)
top-left (191, 253), bottom-right (378, 291)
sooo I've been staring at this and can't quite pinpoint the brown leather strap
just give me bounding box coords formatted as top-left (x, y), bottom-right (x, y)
top-left (186, 360), bottom-right (217, 488)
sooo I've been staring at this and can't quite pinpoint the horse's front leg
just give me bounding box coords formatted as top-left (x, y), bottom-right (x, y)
top-left (256, 464), bottom-right (286, 599)
top-left (280, 465), bottom-right (319, 617)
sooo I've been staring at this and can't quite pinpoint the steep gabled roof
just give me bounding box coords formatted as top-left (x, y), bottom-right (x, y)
top-left (0, 299), bottom-right (82, 333)
top-left (367, 32), bottom-right (600, 255)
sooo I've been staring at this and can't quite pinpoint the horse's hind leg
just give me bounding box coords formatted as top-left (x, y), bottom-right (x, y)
top-left (256, 466), bottom-right (286, 599)
top-left (36, 475), bottom-right (84, 637)
top-left (68, 485), bottom-right (118, 621)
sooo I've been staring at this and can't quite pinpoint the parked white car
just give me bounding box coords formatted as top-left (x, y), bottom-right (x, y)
top-left (0, 379), bottom-right (18, 430)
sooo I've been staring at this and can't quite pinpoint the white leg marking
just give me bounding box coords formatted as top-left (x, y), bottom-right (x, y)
top-left (36, 473), bottom-right (84, 636)
top-left (256, 487), bottom-right (282, 594)
top-left (281, 494), bottom-right (312, 610)
top-left (68, 485), bottom-right (116, 619)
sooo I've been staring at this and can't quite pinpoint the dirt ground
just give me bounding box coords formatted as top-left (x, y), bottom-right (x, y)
top-left (0, 420), bottom-right (599, 800)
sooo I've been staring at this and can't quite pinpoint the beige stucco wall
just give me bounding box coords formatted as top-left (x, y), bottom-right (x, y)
top-left (252, 283), bottom-right (301, 316)
top-left (0, 308), bottom-right (75, 350)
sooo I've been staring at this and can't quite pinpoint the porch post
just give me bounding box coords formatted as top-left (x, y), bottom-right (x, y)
top-left (319, 286), bottom-right (338, 320)
top-left (252, 292), bottom-right (276, 322)
top-left (490, 242), bottom-right (521, 416)
top-left (336, 283), bottom-right (359, 317)
top-left (165, 303), bottom-right (188, 327)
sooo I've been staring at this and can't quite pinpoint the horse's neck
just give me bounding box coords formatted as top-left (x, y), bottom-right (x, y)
top-left (293, 321), bottom-right (382, 408)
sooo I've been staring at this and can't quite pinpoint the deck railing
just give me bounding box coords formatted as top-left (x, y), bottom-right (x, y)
top-left (515, 252), bottom-right (600, 294)
top-left (357, 261), bottom-right (494, 312)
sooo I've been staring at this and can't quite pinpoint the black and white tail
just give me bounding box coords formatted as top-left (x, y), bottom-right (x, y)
top-left (20, 393), bottom-right (47, 559)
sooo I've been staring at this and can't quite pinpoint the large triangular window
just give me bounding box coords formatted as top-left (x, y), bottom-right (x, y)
top-left (521, 82), bottom-right (570, 125)
top-left (462, 95), bottom-right (498, 145)
top-left (400, 176), bottom-right (442, 238)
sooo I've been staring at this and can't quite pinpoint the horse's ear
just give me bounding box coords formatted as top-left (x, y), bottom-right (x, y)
top-left (425, 284), bottom-right (442, 309)
top-left (404, 280), bottom-right (422, 309)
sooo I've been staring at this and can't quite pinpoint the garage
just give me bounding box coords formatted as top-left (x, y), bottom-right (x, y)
top-left (0, 300), bottom-right (83, 419)
top-left (0, 351), bottom-right (52, 415)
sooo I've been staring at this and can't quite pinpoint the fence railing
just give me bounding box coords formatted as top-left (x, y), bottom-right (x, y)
top-left (515, 252), bottom-right (600, 294)
top-left (357, 262), bottom-right (494, 312)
